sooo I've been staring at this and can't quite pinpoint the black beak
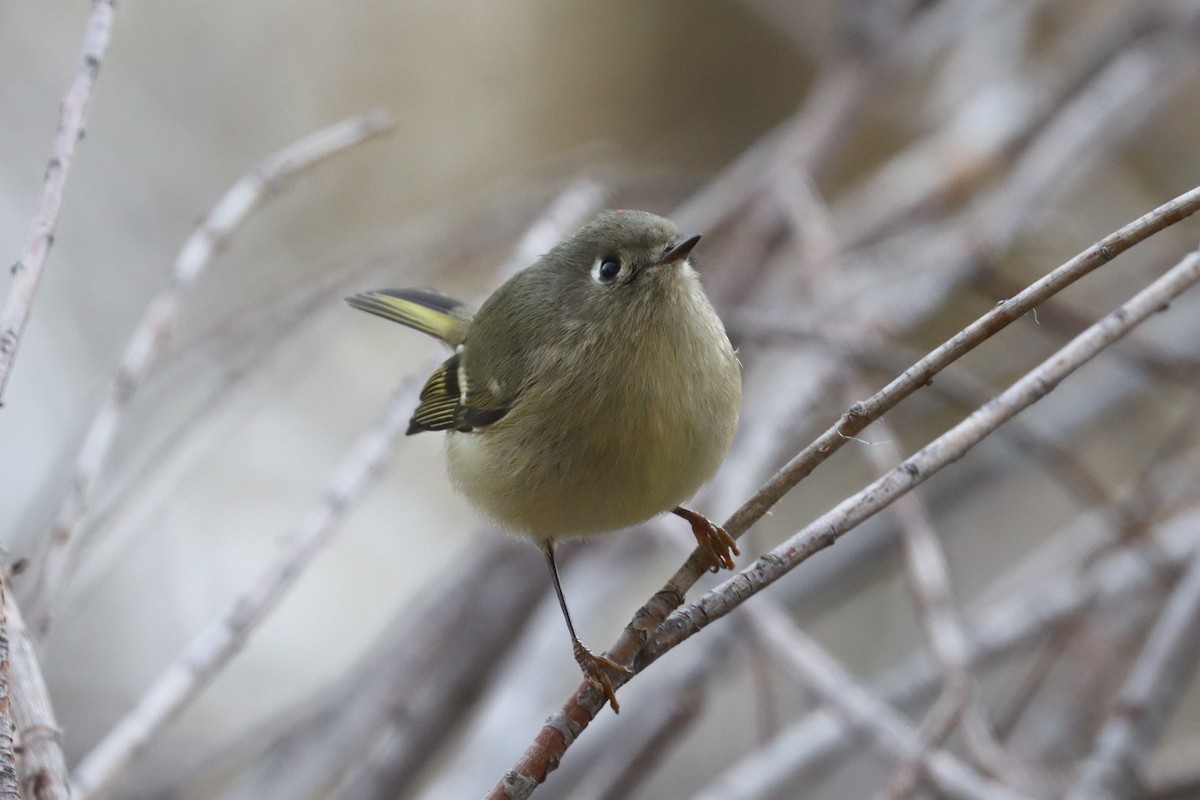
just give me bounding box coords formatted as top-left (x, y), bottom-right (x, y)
top-left (655, 233), bottom-right (702, 266)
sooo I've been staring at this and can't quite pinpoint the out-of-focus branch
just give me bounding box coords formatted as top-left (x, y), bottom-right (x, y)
top-left (833, 3), bottom-right (1179, 247)
top-left (848, 406), bottom-right (1006, 800)
top-left (1063, 553), bottom-right (1200, 800)
top-left (211, 538), bottom-right (545, 800)
top-left (0, 0), bottom-right (116, 404)
top-left (745, 602), bottom-right (1030, 800)
top-left (0, 578), bottom-right (19, 800)
top-left (25, 110), bottom-right (396, 643)
top-left (561, 674), bottom-right (704, 800)
top-left (693, 506), bottom-right (1200, 800)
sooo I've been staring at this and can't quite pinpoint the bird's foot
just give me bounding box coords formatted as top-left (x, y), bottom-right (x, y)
top-left (573, 640), bottom-right (629, 713)
top-left (674, 506), bottom-right (739, 573)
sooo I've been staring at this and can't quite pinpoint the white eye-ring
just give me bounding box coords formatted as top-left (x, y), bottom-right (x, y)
top-left (591, 257), bottom-right (622, 284)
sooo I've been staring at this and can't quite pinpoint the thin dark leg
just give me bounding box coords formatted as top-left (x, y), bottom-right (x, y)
top-left (544, 545), bottom-right (581, 643)
top-left (542, 542), bottom-right (627, 712)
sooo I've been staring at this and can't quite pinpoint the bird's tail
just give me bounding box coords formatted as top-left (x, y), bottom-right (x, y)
top-left (344, 288), bottom-right (474, 348)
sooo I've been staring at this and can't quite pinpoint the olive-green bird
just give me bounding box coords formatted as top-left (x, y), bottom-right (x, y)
top-left (346, 210), bottom-right (742, 711)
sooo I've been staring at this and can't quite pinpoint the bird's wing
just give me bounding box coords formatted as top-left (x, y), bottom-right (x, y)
top-left (408, 351), bottom-right (514, 434)
top-left (345, 288), bottom-right (474, 348)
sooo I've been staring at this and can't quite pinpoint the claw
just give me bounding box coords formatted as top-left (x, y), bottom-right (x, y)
top-left (573, 640), bottom-right (630, 713)
top-left (674, 507), bottom-right (739, 573)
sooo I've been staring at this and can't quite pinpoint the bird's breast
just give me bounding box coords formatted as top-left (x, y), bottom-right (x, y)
top-left (447, 282), bottom-right (740, 542)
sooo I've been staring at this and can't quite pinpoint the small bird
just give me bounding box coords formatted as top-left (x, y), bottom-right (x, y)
top-left (346, 210), bottom-right (741, 711)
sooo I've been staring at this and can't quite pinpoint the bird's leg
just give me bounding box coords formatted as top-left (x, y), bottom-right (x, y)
top-left (672, 506), bottom-right (739, 573)
top-left (543, 544), bottom-right (629, 713)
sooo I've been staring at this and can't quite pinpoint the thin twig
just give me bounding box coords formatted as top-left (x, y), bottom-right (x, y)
top-left (745, 602), bottom-right (1031, 800)
top-left (25, 110), bottom-right (395, 642)
top-left (849, 405), bottom-right (995, 800)
top-left (1063, 552), bottom-right (1200, 800)
top-left (68, 375), bottom-right (417, 800)
top-left (758, 330), bottom-right (1120, 522)
top-left (487, 190), bottom-right (1200, 798)
top-left (0, 0), bottom-right (116, 405)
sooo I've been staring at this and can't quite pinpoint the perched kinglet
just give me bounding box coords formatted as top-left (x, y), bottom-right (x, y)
top-left (346, 210), bottom-right (741, 711)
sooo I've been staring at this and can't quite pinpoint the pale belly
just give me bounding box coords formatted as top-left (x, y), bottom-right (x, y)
top-left (444, 357), bottom-right (740, 543)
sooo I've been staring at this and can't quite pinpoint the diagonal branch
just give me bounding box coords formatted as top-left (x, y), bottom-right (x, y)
top-left (0, 0), bottom-right (117, 404)
top-left (745, 601), bottom-right (1031, 800)
top-left (0, 579), bottom-right (19, 800)
top-left (5, 585), bottom-right (69, 800)
top-left (693, 505), bottom-right (1200, 800)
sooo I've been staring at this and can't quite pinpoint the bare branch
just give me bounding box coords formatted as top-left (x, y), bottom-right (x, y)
top-left (207, 538), bottom-right (545, 800)
top-left (0, 578), bottom-right (19, 800)
top-left (694, 507), bottom-right (1200, 800)
top-left (5, 587), bottom-right (68, 800)
top-left (745, 601), bottom-right (1030, 800)
top-left (562, 674), bottom-right (704, 800)
top-left (848, 406), bottom-right (994, 800)
top-left (711, 184), bottom-right (1200, 590)
top-left (0, 0), bottom-right (116, 404)
top-left (24, 110), bottom-right (396, 642)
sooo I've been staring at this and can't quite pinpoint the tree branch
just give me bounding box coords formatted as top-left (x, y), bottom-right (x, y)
top-left (745, 601), bottom-right (1031, 800)
top-left (0, 0), bottom-right (117, 404)
top-left (5, 586), bottom-right (68, 800)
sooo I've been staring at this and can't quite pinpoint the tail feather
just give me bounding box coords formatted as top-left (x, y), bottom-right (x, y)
top-left (345, 288), bottom-right (473, 348)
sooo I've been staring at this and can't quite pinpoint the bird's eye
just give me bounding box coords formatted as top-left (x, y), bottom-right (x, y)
top-left (592, 257), bottom-right (622, 284)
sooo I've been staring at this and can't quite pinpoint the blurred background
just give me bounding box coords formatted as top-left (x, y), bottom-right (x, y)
top-left (2, 1), bottom-right (1200, 798)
